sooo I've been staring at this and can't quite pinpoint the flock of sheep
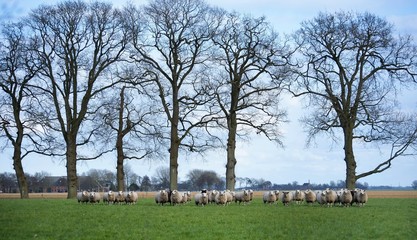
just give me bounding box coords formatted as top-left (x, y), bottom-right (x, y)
top-left (77, 188), bottom-right (368, 207)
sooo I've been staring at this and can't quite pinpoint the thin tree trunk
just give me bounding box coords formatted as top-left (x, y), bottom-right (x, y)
top-left (116, 87), bottom-right (126, 191)
top-left (66, 138), bottom-right (78, 199)
top-left (225, 114), bottom-right (237, 191)
top-left (169, 86), bottom-right (180, 191)
top-left (13, 147), bottom-right (29, 199)
top-left (169, 125), bottom-right (179, 191)
top-left (343, 128), bottom-right (357, 189)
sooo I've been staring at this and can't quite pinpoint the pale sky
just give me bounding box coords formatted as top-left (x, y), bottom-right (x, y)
top-left (1, 0), bottom-right (417, 187)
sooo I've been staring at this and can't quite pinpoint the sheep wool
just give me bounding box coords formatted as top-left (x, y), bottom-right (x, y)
top-left (170, 190), bottom-right (183, 205)
top-left (103, 191), bottom-right (115, 204)
top-left (194, 192), bottom-right (208, 206)
top-left (304, 190), bottom-right (316, 205)
top-left (155, 190), bottom-right (169, 206)
top-left (89, 192), bottom-right (101, 204)
top-left (281, 191), bottom-right (293, 206)
top-left (340, 189), bottom-right (353, 207)
top-left (77, 191), bottom-right (89, 203)
top-left (355, 189), bottom-right (368, 207)
top-left (215, 191), bottom-right (228, 206)
top-left (235, 190), bottom-right (251, 205)
top-left (125, 191), bottom-right (138, 205)
top-left (262, 191), bottom-right (277, 204)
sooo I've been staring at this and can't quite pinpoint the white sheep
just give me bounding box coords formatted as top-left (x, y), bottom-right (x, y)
top-left (323, 189), bottom-right (337, 207)
top-left (280, 191), bottom-right (293, 206)
top-left (234, 190), bottom-right (251, 205)
top-left (316, 191), bottom-right (327, 206)
top-left (208, 190), bottom-right (218, 204)
top-left (103, 190), bottom-right (115, 204)
top-left (293, 190), bottom-right (305, 205)
top-left (155, 190), bottom-right (169, 206)
top-left (170, 190), bottom-right (183, 205)
top-left (114, 191), bottom-right (125, 204)
top-left (194, 192), bottom-right (208, 206)
top-left (354, 189), bottom-right (368, 207)
top-left (89, 192), bottom-right (101, 204)
top-left (182, 191), bottom-right (191, 203)
top-left (125, 191), bottom-right (138, 205)
top-left (215, 191), bottom-right (228, 206)
top-left (77, 190), bottom-right (89, 204)
top-left (225, 190), bottom-right (235, 204)
top-left (262, 191), bottom-right (278, 204)
top-left (304, 189), bottom-right (316, 205)
top-left (340, 189), bottom-right (353, 207)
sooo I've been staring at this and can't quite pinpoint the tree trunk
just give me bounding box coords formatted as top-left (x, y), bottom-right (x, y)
top-left (343, 128), bottom-right (357, 189)
top-left (116, 146), bottom-right (125, 191)
top-left (116, 87), bottom-right (125, 191)
top-left (66, 137), bottom-right (78, 199)
top-left (13, 147), bottom-right (29, 199)
top-left (225, 114), bottom-right (237, 191)
top-left (169, 125), bottom-right (179, 190)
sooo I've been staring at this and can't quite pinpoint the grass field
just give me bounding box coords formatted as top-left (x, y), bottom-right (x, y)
top-left (0, 193), bottom-right (416, 239)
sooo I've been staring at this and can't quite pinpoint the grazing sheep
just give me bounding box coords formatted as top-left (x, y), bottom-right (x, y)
top-left (215, 191), bottom-right (228, 206)
top-left (208, 190), bottom-right (218, 204)
top-left (340, 189), bottom-right (353, 207)
top-left (249, 189), bottom-right (254, 202)
top-left (77, 190), bottom-right (89, 203)
top-left (263, 191), bottom-right (278, 204)
top-left (225, 190), bottom-right (235, 204)
top-left (170, 190), bottom-right (183, 205)
top-left (114, 191), bottom-right (125, 204)
top-left (125, 191), bottom-right (138, 205)
top-left (281, 191), bottom-right (293, 206)
top-left (323, 189), bottom-right (337, 207)
top-left (103, 191), bottom-right (115, 204)
top-left (293, 190), bottom-right (305, 205)
top-left (89, 192), bottom-right (101, 204)
top-left (155, 190), bottom-right (169, 206)
top-left (194, 192), bottom-right (208, 206)
top-left (182, 191), bottom-right (191, 203)
top-left (304, 189), bottom-right (316, 205)
top-left (355, 189), bottom-right (368, 207)
top-left (235, 190), bottom-right (251, 205)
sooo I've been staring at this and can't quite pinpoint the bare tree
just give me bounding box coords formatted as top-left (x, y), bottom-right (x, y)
top-left (210, 12), bottom-right (290, 190)
top-left (98, 84), bottom-right (162, 191)
top-left (0, 21), bottom-right (46, 198)
top-left (125, 0), bottom-right (221, 190)
top-left (27, 1), bottom-right (129, 198)
top-left (290, 11), bottom-right (417, 189)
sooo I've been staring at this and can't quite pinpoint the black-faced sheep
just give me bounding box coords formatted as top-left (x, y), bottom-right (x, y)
top-left (281, 191), bottom-right (293, 206)
top-left (155, 190), bottom-right (169, 206)
top-left (77, 190), bottom-right (89, 203)
top-left (235, 190), bottom-right (251, 205)
top-left (194, 192), bottom-right (208, 206)
top-left (125, 191), bottom-right (138, 205)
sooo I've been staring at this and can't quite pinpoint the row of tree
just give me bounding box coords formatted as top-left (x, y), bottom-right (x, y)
top-left (0, 168), bottom-right (376, 193)
top-left (1, 0), bottom-right (416, 199)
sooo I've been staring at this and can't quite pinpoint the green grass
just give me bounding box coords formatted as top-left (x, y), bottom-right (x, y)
top-left (0, 198), bottom-right (416, 240)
